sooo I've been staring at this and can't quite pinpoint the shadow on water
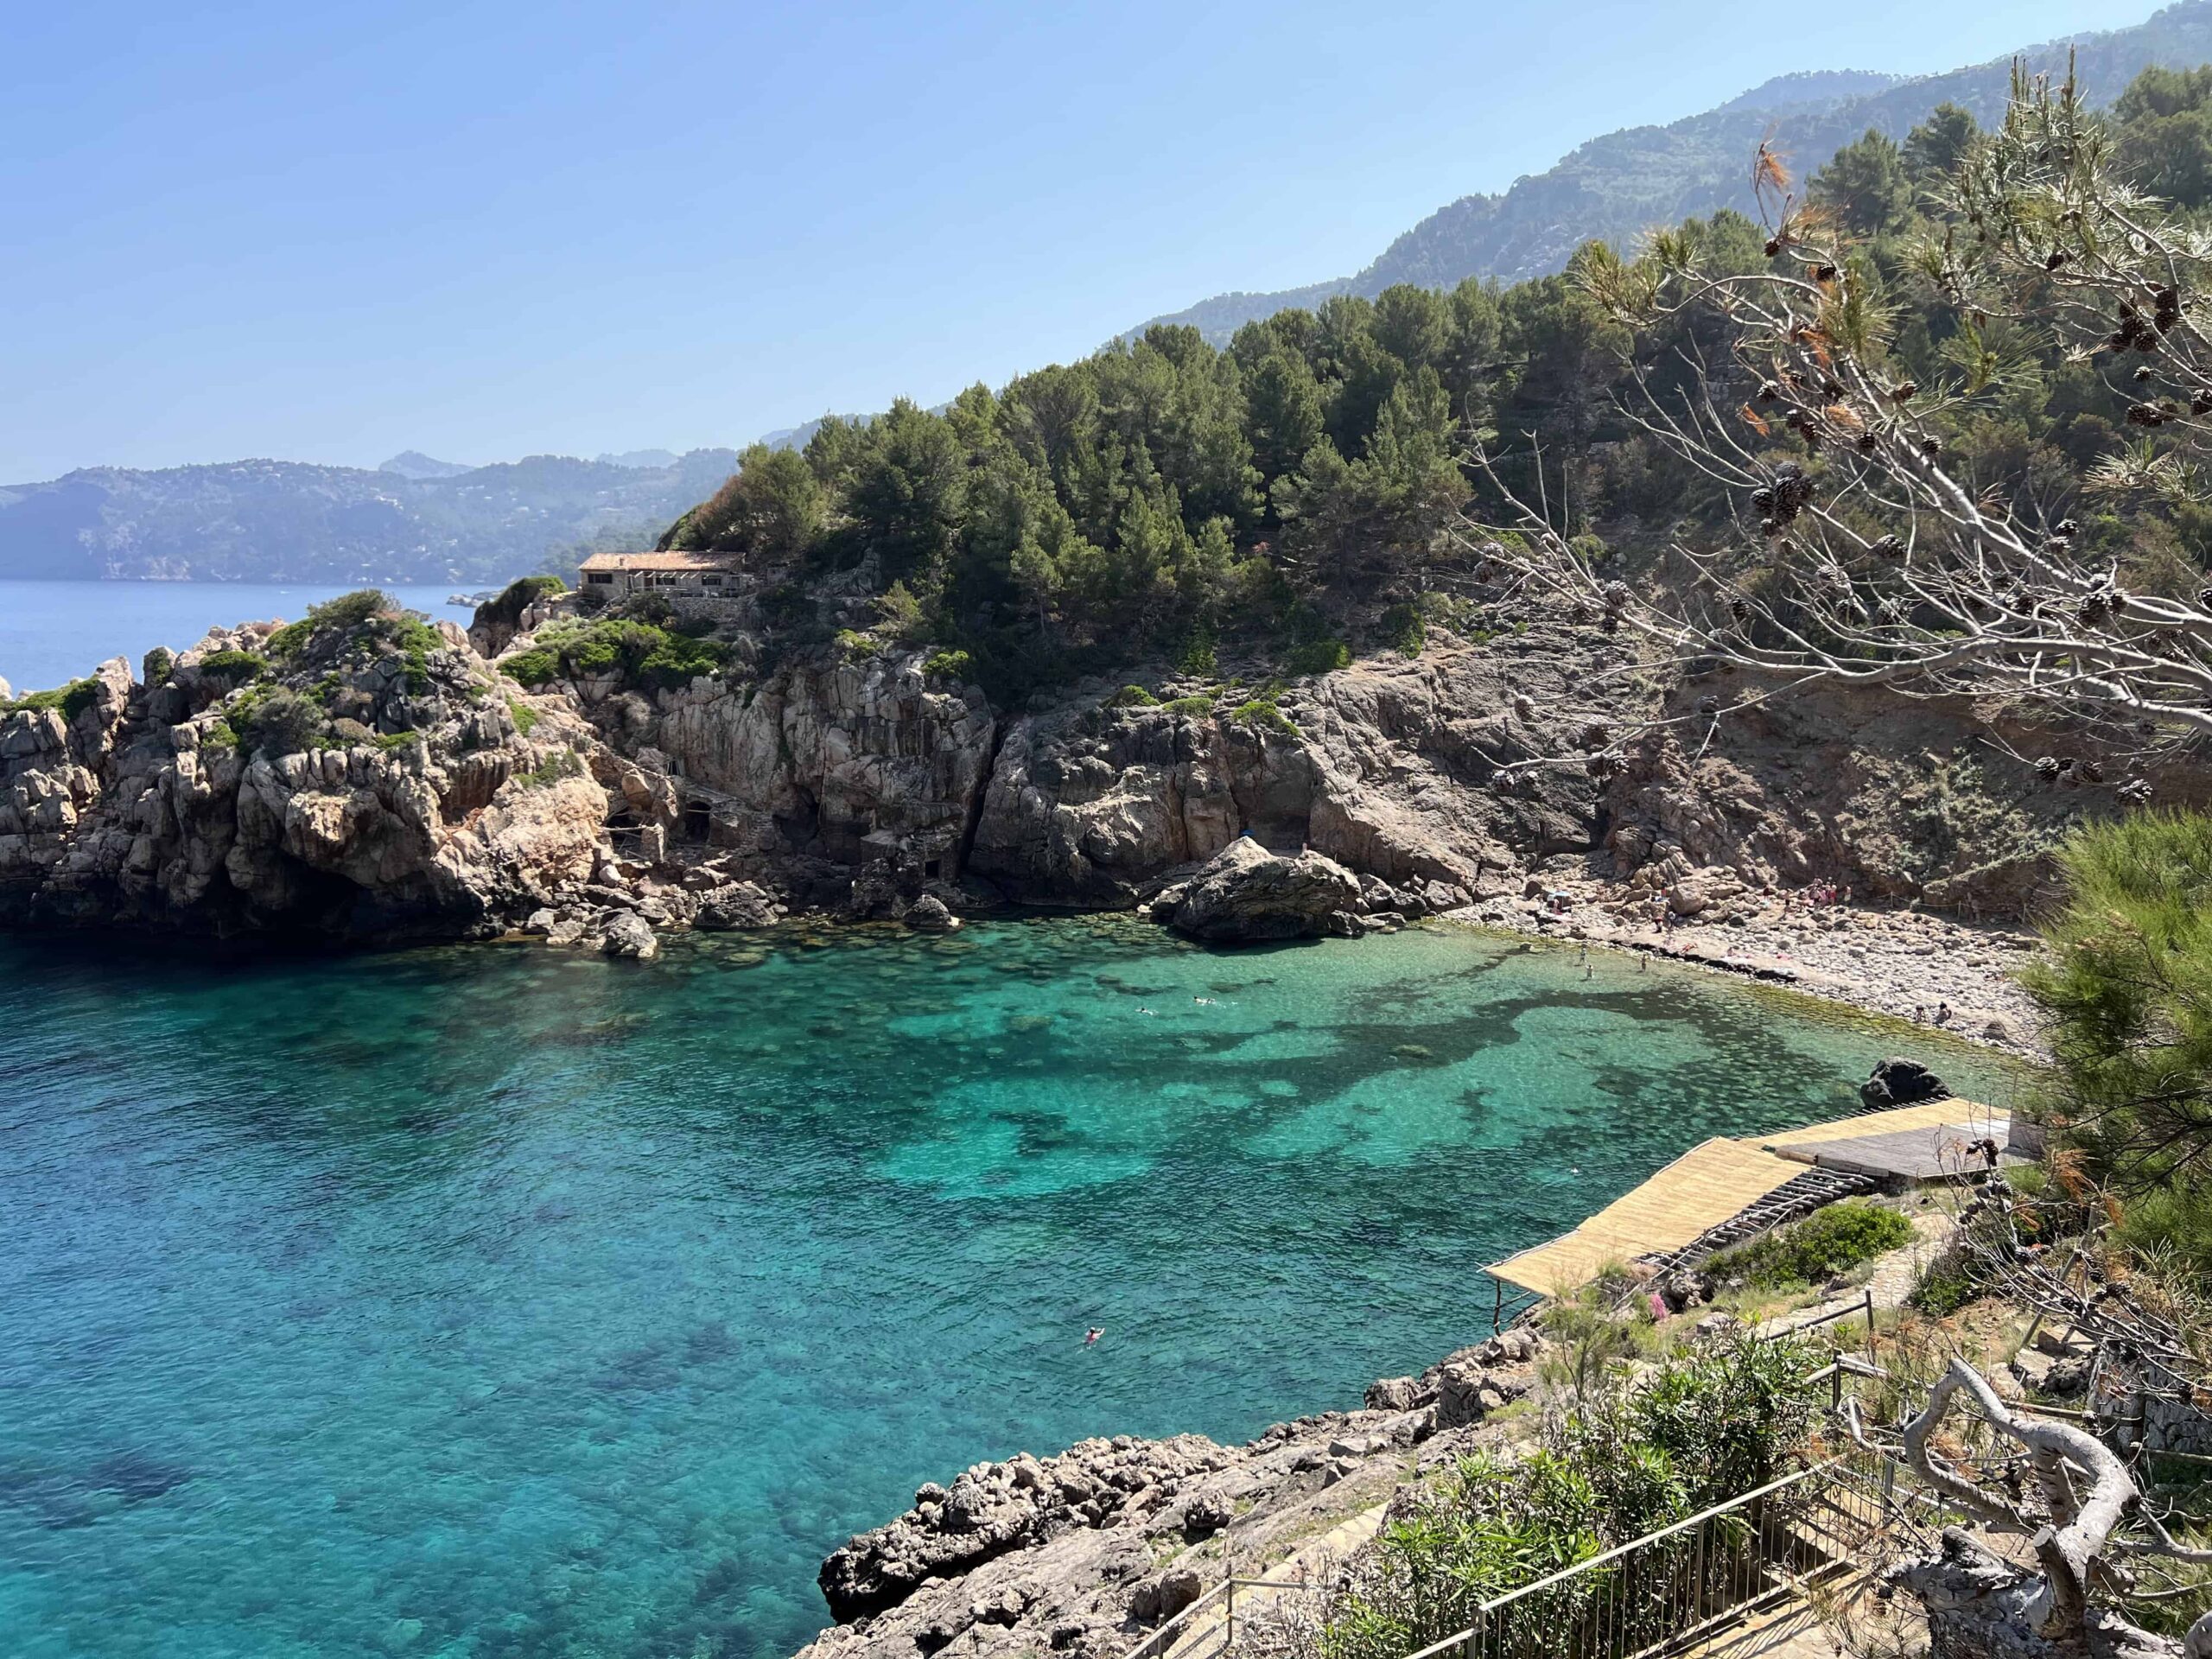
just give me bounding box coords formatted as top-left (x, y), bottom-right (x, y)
top-left (0, 918), bottom-right (2028, 1659)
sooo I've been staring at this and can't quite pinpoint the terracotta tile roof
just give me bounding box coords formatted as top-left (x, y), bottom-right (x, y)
top-left (578, 550), bottom-right (734, 572)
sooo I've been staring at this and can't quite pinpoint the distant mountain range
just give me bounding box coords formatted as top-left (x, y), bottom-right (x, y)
top-left (0, 450), bottom-right (741, 585)
top-left (1135, 1), bottom-right (2212, 342)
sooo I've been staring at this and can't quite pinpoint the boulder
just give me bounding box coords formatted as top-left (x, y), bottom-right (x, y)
top-left (904, 893), bottom-right (959, 932)
top-left (695, 881), bottom-right (780, 931)
top-left (1860, 1057), bottom-right (1950, 1111)
top-left (1167, 839), bottom-right (1363, 944)
top-left (600, 911), bottom-right (658, 960)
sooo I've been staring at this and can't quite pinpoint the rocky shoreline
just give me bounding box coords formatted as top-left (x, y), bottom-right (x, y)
top-left (1452, 875), bottom-right (2048, 1058)
top-left (797, 1329), bottom-right (1550, 1659)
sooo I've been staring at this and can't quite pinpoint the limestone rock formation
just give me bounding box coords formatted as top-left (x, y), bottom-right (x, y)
top-left (0, 616), bottom-right (611, 942)
top-left (1165, 839), bottom-right (1363, 943)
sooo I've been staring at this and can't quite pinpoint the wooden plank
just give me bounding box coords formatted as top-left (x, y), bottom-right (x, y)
top-left (1758, 1099), bottom-right (2006, 1149)
top-left (1489, 1138), bottom-right (1802, 1297)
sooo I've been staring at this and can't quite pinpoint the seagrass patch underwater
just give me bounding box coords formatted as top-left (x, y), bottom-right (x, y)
top-left (0, 918), bottom-right (2020, 1659)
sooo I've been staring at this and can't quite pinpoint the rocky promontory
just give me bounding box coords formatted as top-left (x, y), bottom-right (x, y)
top-left (0, 596), bottom-right (611, 942)
top-left (798, 1329), bottom-right (1546, 1659)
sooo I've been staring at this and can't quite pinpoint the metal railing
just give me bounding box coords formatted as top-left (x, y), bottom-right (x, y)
top-left (1395, 1459), bottom-right (1888, 1659)
top-left (1121, 1569), bottom-right (1318, 1659)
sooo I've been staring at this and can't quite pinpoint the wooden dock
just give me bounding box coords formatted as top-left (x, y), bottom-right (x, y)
top-left (1487, 1100), bottom-right (2011, 1299)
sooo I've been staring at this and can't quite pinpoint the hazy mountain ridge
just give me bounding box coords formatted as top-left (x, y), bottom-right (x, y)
top-left (0, 450), bottom-right (741, 585)
top-left (1138, 2), bottom-right (2212, 342)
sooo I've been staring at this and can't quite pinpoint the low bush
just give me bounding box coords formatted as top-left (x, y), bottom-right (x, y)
top-left (1324, 1335), bottom-right (1815, 1659)
top-left (195, 650), bottom-right (267, 688)
top-left (1228, 696), bottom-right (1296, 736)
top-left (1381, 603), bottom-right (1425, 658)
top-left (1160, 694), bottom-right (1217, 717)
top-left (502, 618), bottom-right (728, 691)
top-left (143, 648), bottom-right (174, 685)
top-left (506, 697), bottom-right (539, 737)
top-left (1283, 638), bottom-right (1351, 677)
top-left (1105, 683), bottom-right (1158, 709)
top-left (476, 575), bottom-right (565, 631)
top-left (516, 749), bottom-right (583, 789)
top-left (502, 647), bottom-right (560, 689)
top-left (3, 677), bottom-right (103, 721)
top-left (233, 689), bottom-right (324, 759)
top-left (923, 649), bottom-right (975, 682)
top-left (1711, 1201), bottom-right (1913, 1289)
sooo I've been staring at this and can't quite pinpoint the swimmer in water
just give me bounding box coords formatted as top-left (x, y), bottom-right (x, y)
top-left (1193, 996), bottom-right (1217, 1006)
top-left (1138, 1007), bottom-right (1156, 1017)
top-left (1084, 1327), bottom-right (1104, 1345)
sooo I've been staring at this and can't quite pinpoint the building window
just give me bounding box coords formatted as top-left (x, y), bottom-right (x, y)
top-left (586, 572), bottom-right (614, 586)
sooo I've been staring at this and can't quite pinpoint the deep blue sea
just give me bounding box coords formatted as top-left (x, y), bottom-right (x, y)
top-left (0, 918), bottom-right (2019, 1659)
top-left (0, 581), bottom-right (483, 696)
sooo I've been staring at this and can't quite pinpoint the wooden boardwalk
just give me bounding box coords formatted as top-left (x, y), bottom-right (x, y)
top-left (1488, 1102), bottom-right (2009, 1300)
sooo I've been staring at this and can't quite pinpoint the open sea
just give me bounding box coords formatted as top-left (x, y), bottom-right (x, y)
top-left (0, 918), bottom-right (2020, 1659)
top-left (0, 581), bottom-right (484, 696)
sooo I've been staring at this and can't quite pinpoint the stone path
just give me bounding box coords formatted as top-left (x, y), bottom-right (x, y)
top-left (1759, 1209), bottom-right (1956, 1339)
top-left (1160, 1496), bottom-right (1392, 1659)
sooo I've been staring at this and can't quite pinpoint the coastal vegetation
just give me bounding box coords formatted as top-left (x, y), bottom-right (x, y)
top-left (1323, 1333), bottom-right (1817, 1659)
top-left (635, 63), bottom-right (2212, 716)
top-left (1706, 1199), bottom-right (1912, 1290)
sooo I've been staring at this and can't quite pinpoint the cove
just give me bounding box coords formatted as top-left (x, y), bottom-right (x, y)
top-left (0, 918), bottom-right (2020, 1659)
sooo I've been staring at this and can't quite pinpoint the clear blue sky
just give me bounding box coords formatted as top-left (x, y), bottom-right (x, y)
top-left (0, 0), bottom-right (2154, 480)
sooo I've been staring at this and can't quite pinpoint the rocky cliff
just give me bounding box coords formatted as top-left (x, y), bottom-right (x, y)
top-left (0, 607), bottom-right (609, 941)
top-left (4, 581), bottom-right (2163, 948)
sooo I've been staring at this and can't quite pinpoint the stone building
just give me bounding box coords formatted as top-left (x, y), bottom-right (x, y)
top-left (576, 550), bottom-right (738, 599)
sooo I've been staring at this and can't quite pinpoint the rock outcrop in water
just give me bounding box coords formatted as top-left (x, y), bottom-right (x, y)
top-left (1158, 839), bottom-right (1364, 942)
top-left (798, 1330), bottom-right (1546, 1659)
top-left (0, 605), bottom-right (611, 941)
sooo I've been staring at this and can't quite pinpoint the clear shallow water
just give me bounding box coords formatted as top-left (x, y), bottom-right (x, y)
top-left (0, 920), bottom-right (2019, 1659)
top-left (0, 581), bottom-right (482, 695)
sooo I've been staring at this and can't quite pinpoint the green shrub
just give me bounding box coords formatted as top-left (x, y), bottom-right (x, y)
top-left (1381, 603), bottom-right (1425, 658)
top-left (477, 575), bottom-right (566, 631)
top-left (1106, 683), bottom-right (1158, 709)
top-left (506, 697), bottom-right (539, 737)
top-left (1228, 696), bottom-right (1296, 736)
top-left (923, 649), bottom-right (975, 682)
top-left (516, 749), bottom-right (583, 789)
top-left (1710, 1201), bottom-right (1913, 1289)
top-left (1161, 694), bottom-right (1217, 716)
top-left (2, 677), bottom-right (102, 721)
top-left (267, 589), bottom-right (393, 659)
top-left (143, 648), bottom-right (174, 685)
top-left (833, 628), bottom-right (876, 662)
top-left (1323, 1334), bottom-right (1815, 1659)
top-left (195, 650), bottom-right (267, 688)
top-left (236, 689), bottom-right (324, 759)
top-left (1178, 630), bottom-right (1217, 677)
top-left (1283, 638), bottom-right (1351, 677)
top-left (372, 729), bottom-right (421, 753)
top-left (502, 648), bottom-right (560, 688)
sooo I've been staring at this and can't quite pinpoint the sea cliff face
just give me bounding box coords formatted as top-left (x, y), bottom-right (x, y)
top-left (0, 620), bottom-right (607, 941)
top-left (3, 586), bottom-right (2171, 945)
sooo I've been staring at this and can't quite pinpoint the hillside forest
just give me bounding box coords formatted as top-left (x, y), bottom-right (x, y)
top-left (654, 66), bottom-right (2212, 702)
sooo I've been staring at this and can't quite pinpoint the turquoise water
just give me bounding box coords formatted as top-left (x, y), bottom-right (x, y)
top-left (0, 581), bottom-right (481, 695)
top-left (0, 920), bottom-right (2018, 1659)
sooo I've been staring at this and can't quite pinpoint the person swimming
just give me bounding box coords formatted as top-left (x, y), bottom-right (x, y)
top-left (1193, 996), bottom-right (1217, 1006)
top-left (1084, 1327), bottom-right (1104, 1345)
